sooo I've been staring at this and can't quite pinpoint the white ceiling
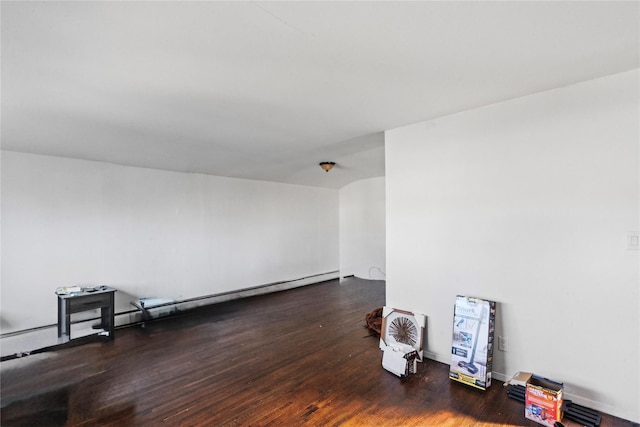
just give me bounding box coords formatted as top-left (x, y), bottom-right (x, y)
top-left (2, 1), bottom-right (638, 189)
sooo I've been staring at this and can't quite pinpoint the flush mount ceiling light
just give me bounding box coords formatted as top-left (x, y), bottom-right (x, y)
top-left (319, 161), bottom-right (336, 172)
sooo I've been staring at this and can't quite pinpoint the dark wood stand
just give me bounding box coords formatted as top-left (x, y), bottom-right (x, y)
top-left (57, 287), bottom-right (116, 341)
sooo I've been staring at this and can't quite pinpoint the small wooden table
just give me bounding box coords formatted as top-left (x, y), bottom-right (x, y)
top-left (57, 287), bottom-right (116, 341)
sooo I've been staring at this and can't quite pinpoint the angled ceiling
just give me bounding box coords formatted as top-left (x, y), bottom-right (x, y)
top-left (1, 1), bottom-right (638, 188)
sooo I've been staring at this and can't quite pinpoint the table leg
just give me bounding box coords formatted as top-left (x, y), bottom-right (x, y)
top-left (57, 299), bottom-right (62, 337)
top-left (101, 293), bottom-right (115, 340)
top-left (59, 300), bottom-right (71, 341)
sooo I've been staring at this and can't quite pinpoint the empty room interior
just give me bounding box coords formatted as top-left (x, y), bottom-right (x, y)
top-left (1, 1), bottom-right (639, 426)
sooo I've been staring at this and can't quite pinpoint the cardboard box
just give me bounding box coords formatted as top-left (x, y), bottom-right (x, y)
top-left (382, 348), bottom-right (419, 377)
top-left (504, 371), bottom-right (533, 387)
top-left (380, 307), bottom-right (426, 360)
top-left (449, 295), bottom-right (496, 390)
top-left (379, 307), bottom-right (425, 376)
top-left (525, 375), bottom-right (564, 427)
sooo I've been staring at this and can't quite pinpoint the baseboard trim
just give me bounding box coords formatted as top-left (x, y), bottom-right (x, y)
top-left (1, 271), bottom-right (340, 338)
top-left (422, 352), bottom-right (634, 422)
top-left (118, 271), bottom-right (340, 327)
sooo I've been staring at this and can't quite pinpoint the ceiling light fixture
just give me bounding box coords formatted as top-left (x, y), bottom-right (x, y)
top-left (319, 161), bottom-right (336, 172)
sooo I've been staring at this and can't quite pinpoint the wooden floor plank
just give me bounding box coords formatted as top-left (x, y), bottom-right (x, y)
top-left (1, 278), bottom-right (636, 426)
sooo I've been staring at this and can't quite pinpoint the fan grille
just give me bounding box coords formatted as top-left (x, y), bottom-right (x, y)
top-left (389, 316), bottom-right (418, 346)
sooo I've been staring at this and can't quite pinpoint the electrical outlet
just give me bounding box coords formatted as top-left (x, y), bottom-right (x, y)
top-left (498, 336), bottom-right (509, 352)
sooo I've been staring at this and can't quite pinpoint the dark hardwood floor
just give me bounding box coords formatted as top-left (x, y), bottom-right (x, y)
top-left (1, 277), bottom-right (636, 426)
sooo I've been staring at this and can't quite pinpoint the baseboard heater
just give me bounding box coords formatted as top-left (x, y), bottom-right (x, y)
top-left (506, 384), bottom-right (602, 427)
top-left (0, 271), bottom-right (339, 340)
top-left (125, 271), bottom-right (340, 327)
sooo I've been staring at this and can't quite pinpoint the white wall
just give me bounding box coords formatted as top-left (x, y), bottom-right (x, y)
top-left (339, 177), bottom-right (386, 280)
top-left (1, 152), bottom-right (339, 333)
top-left (385, 70), bottom-right (639, 422)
